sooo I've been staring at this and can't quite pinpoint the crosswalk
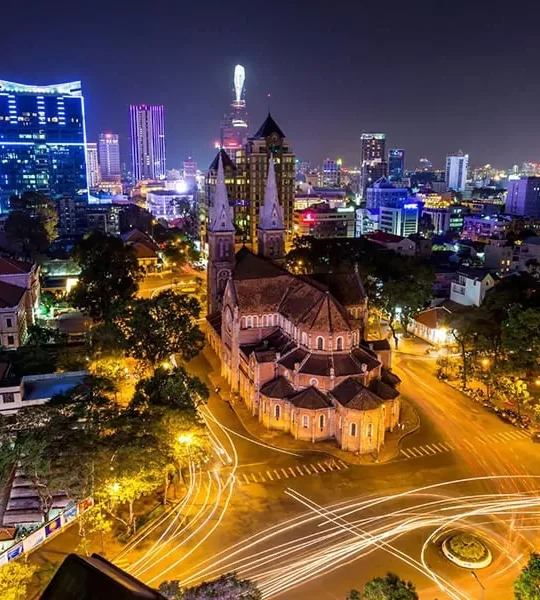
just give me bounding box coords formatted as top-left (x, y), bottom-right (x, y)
top-left (400, 428), bottom-right (530, 460)
top-left (231, 459), bottom-right (349, 486)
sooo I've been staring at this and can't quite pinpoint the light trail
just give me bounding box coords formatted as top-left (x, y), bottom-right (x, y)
top-left (179, 476), bottom-right (540, 599)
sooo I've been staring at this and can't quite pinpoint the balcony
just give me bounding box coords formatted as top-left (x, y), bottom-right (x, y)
top-left (452, 283), bottom-right (466, 295)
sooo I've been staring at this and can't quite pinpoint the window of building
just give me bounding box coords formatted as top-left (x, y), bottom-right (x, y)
top-left (7, 335), bottom-right (14, 346)
top-left (350, 423), bottom-right (357, 437)
top-left (247, 316), bottom-right (252, 328)
top-left (6, 318), bottom-right (12, 329)
top-left (2, 393), bottom-right (14, 403)
top-left (367, 423), bottom-right (374, 438)
top-left (309, 378), bottom-right (318, 387)
top-left (301, 332), bottom-right (308, 346)
top-left (253, 316), bottom-right (258, 328)
top-left (317, 336), bottom-right (324, 350)
top-left (302, 415), bottom-right (309, 429)
top-left (319, 414), bottom-right (325, 430)
top-left (274, 404), bottom-right (281, 420)
top-left (335, 336), bottom-right (343, 351)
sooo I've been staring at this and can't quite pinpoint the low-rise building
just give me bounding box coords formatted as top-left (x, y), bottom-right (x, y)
top-left (0, 257), bottom-right (40, 324)
top-left (449, 267), bottom-right (496, 306)
top-left (484, 239), bottom-right (513, 273)
top-left (365, 231), bottom-right (416, 256)
top-left (462, 214), bottom-right (510, 241)
top-left (121, 229), bottom-right (161, 274)
top-left (294, 204), bottom-right (356, 238)
top-left (512, 236), bottom-right (540, 271)
top-left (408, 306), bottom-right (453, 346)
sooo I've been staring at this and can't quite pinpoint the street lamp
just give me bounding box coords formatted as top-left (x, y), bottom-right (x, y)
top-left (481, 358), bottom-right (492, 401)
top-left (470, 570), bottom-right (485, 600)
top-left (177, 433), bottom-right (193, 445)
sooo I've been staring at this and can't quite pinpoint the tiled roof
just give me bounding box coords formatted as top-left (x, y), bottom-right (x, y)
top-left (0, 280), bottom-right (25, 308)
top-left (278, 347), bottom-right (309, 370)
top-left (260, 376), bottom-right (295, 399)
top-left (351, 347), bottom-right (381, 372)
top-left (234, 246), bottom-right (288, 280)
top-left (206, 311), bottom-right (222, 335)
top-left (304, 271), bottom-right (367, 305)
top-left (289, 386), bottom-right (331, 410)
top-left (132, 242), bottom-right (158, 259)
top-left (253, 113), bottom-right (286, 139)
top-left (330, 378), bottom-right (383, 411)
top-left (362, 339), bottom-right (391, 352)
top-left (241, 329), bottom-right (296, 360)
top-left (121, 229), bottom-right (160, 251)
top-left (0, 256), bottom-right (33, 275)
top-left (381, 368), bottom-right (401, 387)
top-left (413, 306), bottom-right (451, 329)
top-left (367, 231), bottom-right (406, 244)
top-left (369, 379), bottom-right (399, 400)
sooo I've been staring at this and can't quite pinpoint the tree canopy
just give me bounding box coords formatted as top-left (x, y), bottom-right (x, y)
top-left (349, 572), bottom-right (418, 600)
top-left (514, 552), bottom-right (540, 599)
top-left (159, 573), bottom-right (261, 600)
top-left (69, 231), bottom-right (143, 322)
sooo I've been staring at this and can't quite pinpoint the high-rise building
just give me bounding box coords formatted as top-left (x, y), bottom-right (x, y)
top-left (505, 176), bottom-right (540, 217)
top-left (365, 177), bottom-right (409, 209)
top-left (86, 142), bottom-right (100, 189)
top-left (322, 159), bottom-right (342, 187)
top-left (129, 104), bottom-right (166, 181)
top-left (388, 149), bottom-right (405, 181)
top-left (0, 80), bottom-right (88, 206)
top-left (183, 157), bottom-right (197, 189)
top-left (360, 133), bottom-right (386, 197)
top-left (220, 65), bottom-right (248, 158)
top-left (98, 132), bottom-right (121, 183)
top-left (445, 151), bottom-right (469, 191)
top-left (205, 113), bottom-right (295, 248)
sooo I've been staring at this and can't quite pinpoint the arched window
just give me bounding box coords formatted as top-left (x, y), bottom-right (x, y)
top-left (262, 315), bottom-right (267, 327)
top-left (241, 317), bottom-right (247, 329)
top-left (273, 314), bottom-right (278, 326)
top-left (317, 336), bottom-right (324, 350)
top-left (301, 332), bottom-right (308, 346)
top-left (335, 336), bottom-right (343, 351)
top-left (247, 316), bottom-right (252, 328)
top-left (367, 423), bottom-right (374, 438)
top-left (350, 423), bottom-right (357, 437)
top-left (275, 404), bottom-right (281, 420)
top-left (319, 414), bottom-right (325, 430)
top-left (302, 415), bottom-right (309, 429)
top-left (310, 378), bottom-right (318, 387)
top-left (253, 316), bottom-right (258, 328)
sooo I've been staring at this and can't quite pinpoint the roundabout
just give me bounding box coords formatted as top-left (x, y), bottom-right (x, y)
top-left (441, 533), bottom-right (493, 569)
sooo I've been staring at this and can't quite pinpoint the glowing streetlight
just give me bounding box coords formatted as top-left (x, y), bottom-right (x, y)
top-left (481, 358), bottom-right (490, 368)
top-left (109, 482), bottom-right (120, 494)
top-left (535, 378), bottom-right (540, 387)
top-left (177, 433), bottom-right (193, 445)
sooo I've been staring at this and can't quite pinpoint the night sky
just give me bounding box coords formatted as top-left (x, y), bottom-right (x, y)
top-left (4, 0), bottom-right (540, 171)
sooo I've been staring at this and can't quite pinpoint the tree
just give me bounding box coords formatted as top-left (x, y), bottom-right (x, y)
top-left (350, 572), bottom-right (418, 600)
top-left (6, 191), bottom-right (58, 259)
top-left (515, 552), bottom-right (540, 599)
top-left (77, 505), bottom-right (112, 557)
top-left (0, 558), bottom-right (37, 600)
top-left (120, 290), bottom-right (204, 366)
top-left (70, 231), bottom-right (142, 322)
top-left (26, 324), bottom-right (66, 346)
top-left (159, 573), bottom-right (261, 599)
top-left (502, 306), bottom-right (540, 374)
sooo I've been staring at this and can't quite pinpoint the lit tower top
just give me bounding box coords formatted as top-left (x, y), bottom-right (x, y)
top-left (232, 65), bottom-right (246, 109)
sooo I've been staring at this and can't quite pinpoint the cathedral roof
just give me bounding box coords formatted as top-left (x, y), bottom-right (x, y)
top-left (369, 378), bottom-right (400, 400)
top-left (289, 386), bottom-right (332, 410)
top-left (330, 378), bottom-right (383, 411)
top-left (234, 246), bottom-right (288, 280)
top-left (260, 376), bottom-right (295, 399)
top-left (303, 271), bottom-right (367, 306)
top-left (253, 113), bottom-right (286, 139)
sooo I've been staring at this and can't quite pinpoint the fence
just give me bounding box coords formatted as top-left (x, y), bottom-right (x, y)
top-left (0, 497), bottom-right (94, 566)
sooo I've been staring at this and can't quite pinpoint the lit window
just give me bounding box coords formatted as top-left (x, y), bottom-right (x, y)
top-left (319, 414), bottom-right (325, 430)
top-left (274, 404), bottom-right (281, 420)
top-left (350, 423), bottom-right (357, 437)
top-left (302, 415), bottom-right (309, 429)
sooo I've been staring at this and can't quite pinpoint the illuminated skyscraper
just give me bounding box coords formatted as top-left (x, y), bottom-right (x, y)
top-left (388, 149), bottom-right (405, 181)
top-left (322, 159), bottom-right (342, 187)
top-left (220, 65), bottom-right (248, 158)
top-left (0, 79), bottom-right (88, 206)
top-left (360, 133), bottom-right (386, 197)
top-left (98, 132), bottom-right (121, 183)
top-left (129, 104), bottom-right (166, 181)
top-left (86, 142), bottom-right (100, 189)
top-left (445, 151), bottom-right (468, 191)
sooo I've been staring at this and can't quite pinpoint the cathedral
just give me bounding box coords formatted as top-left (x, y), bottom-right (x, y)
top-left (206, 153), bottom-right (401, 455)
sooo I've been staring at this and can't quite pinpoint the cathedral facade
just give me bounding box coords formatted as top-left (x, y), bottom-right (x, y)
top-left (206, 153), bottom-right (401, 455)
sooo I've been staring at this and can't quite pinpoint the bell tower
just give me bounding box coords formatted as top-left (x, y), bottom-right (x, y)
top-left (207, 151), bottom-right (236, 315)
top-left (257, 156), bottom-right (286, 260)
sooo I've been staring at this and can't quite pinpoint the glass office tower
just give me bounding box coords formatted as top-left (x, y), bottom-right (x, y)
top-left (0, 80), bottom-right (88, 208)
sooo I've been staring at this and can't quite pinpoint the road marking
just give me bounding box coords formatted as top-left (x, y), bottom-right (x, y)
top-left (258, 472), bottom-right (266, 483)
top-left (317, 462), bottom-right (327, 472)
top-left (407, 448), bottom-right (422, 457)
top-left (288, 467), bottom-right (296, 477)
top-left (310, 464), bottom-right (320, 473)
top-left (417, 446), bottom-right (432, 455)
top-left (281, 468), bottom-right (289, 478)
top-left (251, 473), bottom-right (258, 483)
top-left (266, 470), bottom-right (274, 481)
top-left (400, 449), bottom-right (413, 458)
top-left (462, 439), bottom-right (476, 451)
top-left (474, 436), bottom-right (488, 446)
top-left (338, 460), bottom-right (349, 469)
top-left (426, 444), bottom-right (441, 454)
top-left (490, 432), bottom-right (508, 442)
top-left (243, 474), bottom-right (250, 484)
top-left (273, 470), bottom-right (281, 479)
top-left (296, 466), bottom-right (304, 476)
top-left (433, 443), bottom-right (449, 452)
top-left (303, 465), bottom-right (312, 475)
top-left (498, 432), bottom-right (515, 441)
top-left (444, 442), bottom-right (455, 450)
top-left (326, 461), bottom-right (336, 470)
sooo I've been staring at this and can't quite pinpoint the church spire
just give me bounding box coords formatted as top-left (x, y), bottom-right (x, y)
top-left (258, 156), bottom-right (284, 231)
top-left (209, 152), bottom-right (235, 232)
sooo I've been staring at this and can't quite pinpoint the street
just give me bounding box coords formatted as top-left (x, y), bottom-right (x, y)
top-left (109, 347), bottom-right (540, 599)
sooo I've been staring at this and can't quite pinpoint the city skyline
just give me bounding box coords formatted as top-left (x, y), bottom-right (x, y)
top-left (5, 0), bottom-right (540, 172)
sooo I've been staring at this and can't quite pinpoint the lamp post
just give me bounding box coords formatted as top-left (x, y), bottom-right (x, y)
top-left (471, 570), bottom-right (485, 600)
top-left (481, 358), bottom-right (491, 401)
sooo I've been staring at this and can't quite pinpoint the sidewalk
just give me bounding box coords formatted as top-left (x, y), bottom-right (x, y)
top-left (203, 347), bottom-right (419, 465)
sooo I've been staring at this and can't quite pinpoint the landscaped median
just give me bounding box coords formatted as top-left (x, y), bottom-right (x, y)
top-left (442, 532), bottom-right (493, 569)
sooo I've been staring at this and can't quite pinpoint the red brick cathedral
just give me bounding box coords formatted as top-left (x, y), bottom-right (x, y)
top-left (206, 154), bottom-right (401, 455)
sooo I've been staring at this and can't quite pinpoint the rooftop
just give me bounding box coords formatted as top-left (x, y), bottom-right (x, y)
top-left (0, 256), bottom-right (33, 275)
top-left (252, 113), bottom-right (286, 139)
top-left (23, 371), bottom-right (87, 402)
top-left (0, 280), bottom-right (26, 308)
